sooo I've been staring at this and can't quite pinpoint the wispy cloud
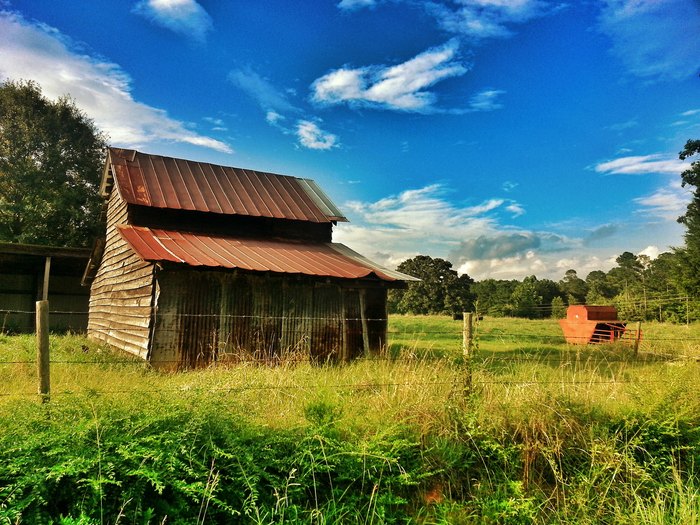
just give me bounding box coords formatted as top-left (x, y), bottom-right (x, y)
top-left (634, 186), bottom-right (690, 220)
top-left (335, 184), bottom-right (557, 278)
top-left (228, 68), bottom-right (298, 113)
top-left (337, 0), bottom-right (377, 10)
top-left (583, 224), bottom-right (618, 245)
top-left (425, 0), bottom-right (551, 40)
top-left (133, 0), bottom-right (212, 43)
top-left (335, 182), bottom-right (675, 280)
top-left (450, 233), bottom-right (541, 261)
top-left (296, 120), bottom-right (338, 150)
top-left (228, 68), bottom-right (340, 151)
top-left (0, 10), bottom-right (231, 153)
top-left (466, 88), bottom-right (505, 112)
top-left (597, 0), bottom-right (700, 80)
top-left (505, 202), bottom-right (525, 217)
top-left (594, 154), bottom-right (688, 175)
top-left (311, 40), bottom-right (469, 112)
top-left (682, 109), bottom-right (700, 117)
top-left (607, 119), bottom-right (638, 132)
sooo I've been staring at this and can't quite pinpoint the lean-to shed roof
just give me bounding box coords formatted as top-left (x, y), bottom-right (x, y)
top-left (103, 148), bottom-right (347, 223)
top-left (118, 225), bottom-right (418, 282)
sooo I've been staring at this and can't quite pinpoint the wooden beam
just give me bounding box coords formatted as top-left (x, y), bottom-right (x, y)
top-left (42, 256), bottom-right (51, 301)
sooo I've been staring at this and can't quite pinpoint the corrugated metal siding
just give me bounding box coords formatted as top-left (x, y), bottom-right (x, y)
top-left (108, 148), bottom-right (348, 223)
top-left (149, 270), bottom-right (386, 368)
top-left (117, 226), bottom-right (404, 281)
top-left (86, 189), bottom-right (155, 358)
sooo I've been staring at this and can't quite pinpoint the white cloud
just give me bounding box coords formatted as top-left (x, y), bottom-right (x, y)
top-left (598, 0), bottom-right (700, 80)
top-left (682, 109), bottom-right (700, 117)
top-left (639, 245), bottom-right (660, 259)
top-left (595, 154), bottom-right (688, 175)
top-left (0, 10), bottom-right (231, 153)
top-left (311, 40), bottom-right (469, 112)
top-left (133, 0), bottom-right (212, 43)
top-left (296, 120), bottom-right (338, 150)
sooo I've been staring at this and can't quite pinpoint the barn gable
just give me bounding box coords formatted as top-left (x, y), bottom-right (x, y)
top-left (86, 148), bottom-right (415, 368)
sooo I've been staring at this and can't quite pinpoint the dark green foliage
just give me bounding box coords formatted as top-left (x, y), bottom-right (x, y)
top-left (0, 80), bottom-right (106, 247)
top-left (0, 395), bottom-right (427, 523)
top-left (0, 389), bottom-right (698, 523)
top-left (389, 255), bottom-right (474, 315)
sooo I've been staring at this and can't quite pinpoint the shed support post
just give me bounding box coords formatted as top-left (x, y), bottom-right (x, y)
top-left (360, 289), bottom-right (370, 356)
top-left (36, 300), bottom-right (50, 403)
top-left (41, 256), bottom-right (52, 301)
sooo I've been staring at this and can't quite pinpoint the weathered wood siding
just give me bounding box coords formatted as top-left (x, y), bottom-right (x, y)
top-left (149, 270), bottom-right (387, 369)
top-left (87, 189), bottom-right (154, 358)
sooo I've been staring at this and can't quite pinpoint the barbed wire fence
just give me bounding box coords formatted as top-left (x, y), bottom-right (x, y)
top-left (1, 302), bottom-right (699, 401)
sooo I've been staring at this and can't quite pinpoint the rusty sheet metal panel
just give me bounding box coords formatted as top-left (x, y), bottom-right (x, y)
top-left (150, 270), bottom-right (382, 368)
top-left (150, 272), bottom-right (221, 368)
top-left (117, 225), bottom-right (405, 281)
top-left (565, 305), bottom-right (619, 321)
top-left (108, 148), bottom-right (347, 223)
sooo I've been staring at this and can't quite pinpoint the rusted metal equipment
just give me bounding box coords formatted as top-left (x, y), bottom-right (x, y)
top-left (559, 305), bottom-right (627, 344)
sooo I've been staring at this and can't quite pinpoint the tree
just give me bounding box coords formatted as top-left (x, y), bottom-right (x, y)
top-left (510, 276), bottom-right (542, 318)
top-left (585, 270), bottom-right (617, 304)
top-left (534, 278), bottom-right (563, 314)
top-left (559, 269), bottom-right (587, 305)
top-left (471, 279), bottom-right (519, 316)
top-left (550, 296), bottom-right (566, 319)
top-left (678, 139), bottom-right (700, 246)
top-left (0, 80), bottom-right (107, 247)
top-left (388, 255), bottom-right (474, 315)
top-left (674, 140), bottom-right (700, 296)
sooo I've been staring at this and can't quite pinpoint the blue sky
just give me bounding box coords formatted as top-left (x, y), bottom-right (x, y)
top-left (1, 0), bottom-right (698, 280)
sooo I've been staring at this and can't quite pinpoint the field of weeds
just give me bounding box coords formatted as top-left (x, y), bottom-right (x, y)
top-left (0, 316), bottom-right (698, 524)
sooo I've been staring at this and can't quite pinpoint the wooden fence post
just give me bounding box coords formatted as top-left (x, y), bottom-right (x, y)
top-left (633, 320), bottom-right (642, 357)
top-left (463, 312), bottom-right (473, 396)
top-left (36, 300), bottom-right (50, 402)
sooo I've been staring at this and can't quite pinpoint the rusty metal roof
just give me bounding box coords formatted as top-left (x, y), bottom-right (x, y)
top-left (105, 148), bottom-right (347, 223)
top-left (118, 225), bottom-right (417, 282)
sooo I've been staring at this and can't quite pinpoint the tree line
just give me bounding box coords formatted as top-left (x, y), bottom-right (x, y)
top-left (388, 250), bottom-right (694, 322)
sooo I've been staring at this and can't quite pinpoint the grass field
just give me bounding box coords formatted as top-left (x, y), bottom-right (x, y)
top-left (0, 316), bottom-right (698, 523)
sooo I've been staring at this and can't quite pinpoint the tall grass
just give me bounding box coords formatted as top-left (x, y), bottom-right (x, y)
top-left (0, 316), bottom-right (698, 523)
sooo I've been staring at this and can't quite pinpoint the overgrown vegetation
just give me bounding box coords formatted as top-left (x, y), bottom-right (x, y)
top-left (1, 317), bottom-right (699, 523)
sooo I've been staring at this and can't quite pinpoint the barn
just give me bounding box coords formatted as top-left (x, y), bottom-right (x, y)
top-left (83, 148), bottom-right (415, 369)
